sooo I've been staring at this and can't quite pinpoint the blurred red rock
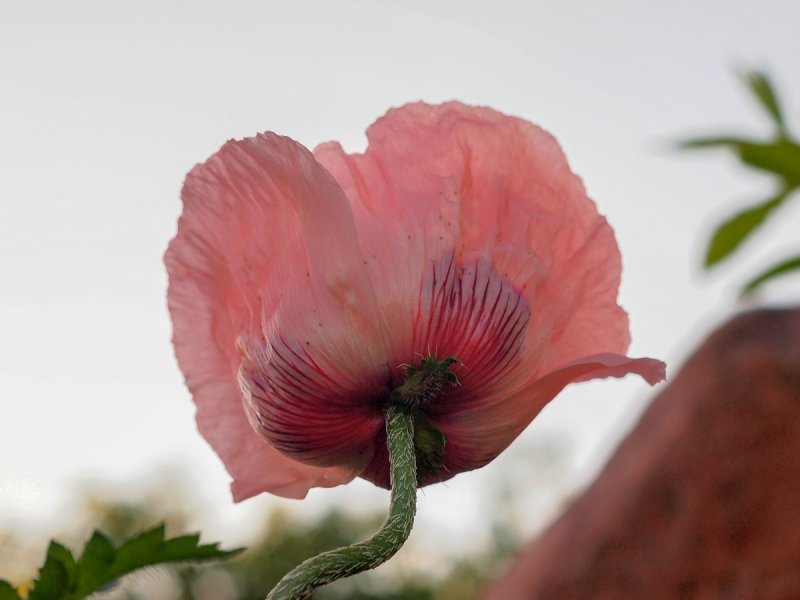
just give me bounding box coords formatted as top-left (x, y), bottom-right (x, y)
top-left (483, 308), bottom-right (800, 600)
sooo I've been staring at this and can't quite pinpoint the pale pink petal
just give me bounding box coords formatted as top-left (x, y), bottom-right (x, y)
top-left (168, 104), bottom-right (665, 498)
top-left (315, 102), bottom-right (631, 389)
top-left (432, 354), bottom-right (666, 479)
top-left (166, 133), bottom-right (386, 500)
top-left (313, 102), bottom-right (658, 488)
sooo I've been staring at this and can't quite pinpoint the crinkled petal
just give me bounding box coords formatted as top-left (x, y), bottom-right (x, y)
top-left (315, 102), bottom-right (631, 390)
top-left (166, 133), bottom-right (386, 500)
top-left (313, 102), bottom-right (657, 488)
top-left (434, 353), bottom-right (666, 476)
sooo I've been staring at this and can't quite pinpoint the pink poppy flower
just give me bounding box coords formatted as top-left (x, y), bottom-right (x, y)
top-left (165, 102), bottom-right (665, 501)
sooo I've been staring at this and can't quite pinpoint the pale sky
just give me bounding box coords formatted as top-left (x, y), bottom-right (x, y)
top-left (2, 0), bottom-right (799, 556)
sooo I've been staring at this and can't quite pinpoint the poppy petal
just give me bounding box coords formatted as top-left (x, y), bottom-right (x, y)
top-left (315, 102), bottom-right (631, 386)
top-left (166, 133), bottom-right (385, 499)
top-left (435, 353), bottom-right (666, 476)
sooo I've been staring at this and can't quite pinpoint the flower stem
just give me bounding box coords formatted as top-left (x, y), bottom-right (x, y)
top-left (266, 404), bottom-right (417, 600)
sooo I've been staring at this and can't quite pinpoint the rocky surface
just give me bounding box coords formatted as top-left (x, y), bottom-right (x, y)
top-left (483, 308), bottom-right (800, 599)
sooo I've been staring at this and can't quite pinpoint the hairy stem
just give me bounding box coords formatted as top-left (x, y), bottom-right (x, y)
top-left (266, 404), bottom-right (417, 600)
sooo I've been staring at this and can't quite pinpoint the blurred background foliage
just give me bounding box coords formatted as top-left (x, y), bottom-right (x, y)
top-left (2, 399), bottom-right (570, 599)
top-left (681, 70), bottom-right (800, 295)
top-left (0, 473), bottom-right (525, 599)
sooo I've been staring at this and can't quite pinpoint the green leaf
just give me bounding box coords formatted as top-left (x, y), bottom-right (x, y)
top-left (108, 523), bottom-right (167, 572)
top-left (0, 581), bottom-right (22, 600)
top-left (29, 542), bottom-right (76, 600)
top-left (69, 524), bottom-right (242, 599)
top-left (738, 140), bottom-right (800, 183)
top-left (108, 525), bottom-right (241, 572)
top-left (741, 255), bottom-right (800, 295)
top-left (680, 137), bottom-right (800, 184)
top-left (75, 531), bottom-right (115, 592)
top-left (743, 70), bottom-right (787, 134)
top-left (22, 524), bottom-right (244, 600)
top-left (704, 192), bottom-right (788, 268)
top-left (678, 136), bottom-right (751, 150)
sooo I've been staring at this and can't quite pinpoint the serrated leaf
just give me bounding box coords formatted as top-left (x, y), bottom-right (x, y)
top-left (23, 524), bottom-right (243, 600)
top-left (75, 531), bottom-right (115, 592)
top-left (110, 524), bottom-right (166, 572)
top-left (741, 255), bottom-right (800, 295)
top-left (0, 581), bottom-right (22, 600)
top-left (29, 542), bottom-right (76, 600)
top-left (743, 70), bottom-right (786, 134)
top-left (69, 524), bottom-right (242, 599)
top-left (704, 192), bottom-right (788, 268)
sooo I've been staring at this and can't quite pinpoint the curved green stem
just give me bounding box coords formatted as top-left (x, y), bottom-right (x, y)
top-left (266, 404), bottom-right (417, 600)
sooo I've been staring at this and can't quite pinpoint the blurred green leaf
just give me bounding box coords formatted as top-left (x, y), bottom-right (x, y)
top-left (21, 524), bottom-right (243, 600)
top-left (0, 581), bottom-right (22, 600)
top-left (678, 136), bottom-right (750, 149)
top-left (741, 255), bottom-right (800, 295)
top-left (680, 137), bottom-right (800, 183)
top-left (704, 192), bottom-right (789, 268)
top-left (738, 141), bottom-right (800, 183)
top-left (681, 69), bottom-right (800, 296)
top-left (743, 70), bottom-right (787, 134)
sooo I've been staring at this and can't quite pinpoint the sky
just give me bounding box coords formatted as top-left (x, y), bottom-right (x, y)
top-left (2, 0), bottom-right (799, 559)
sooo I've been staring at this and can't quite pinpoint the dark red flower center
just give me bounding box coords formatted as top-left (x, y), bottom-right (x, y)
top-left (238, 252), bottom-right (531, 487)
